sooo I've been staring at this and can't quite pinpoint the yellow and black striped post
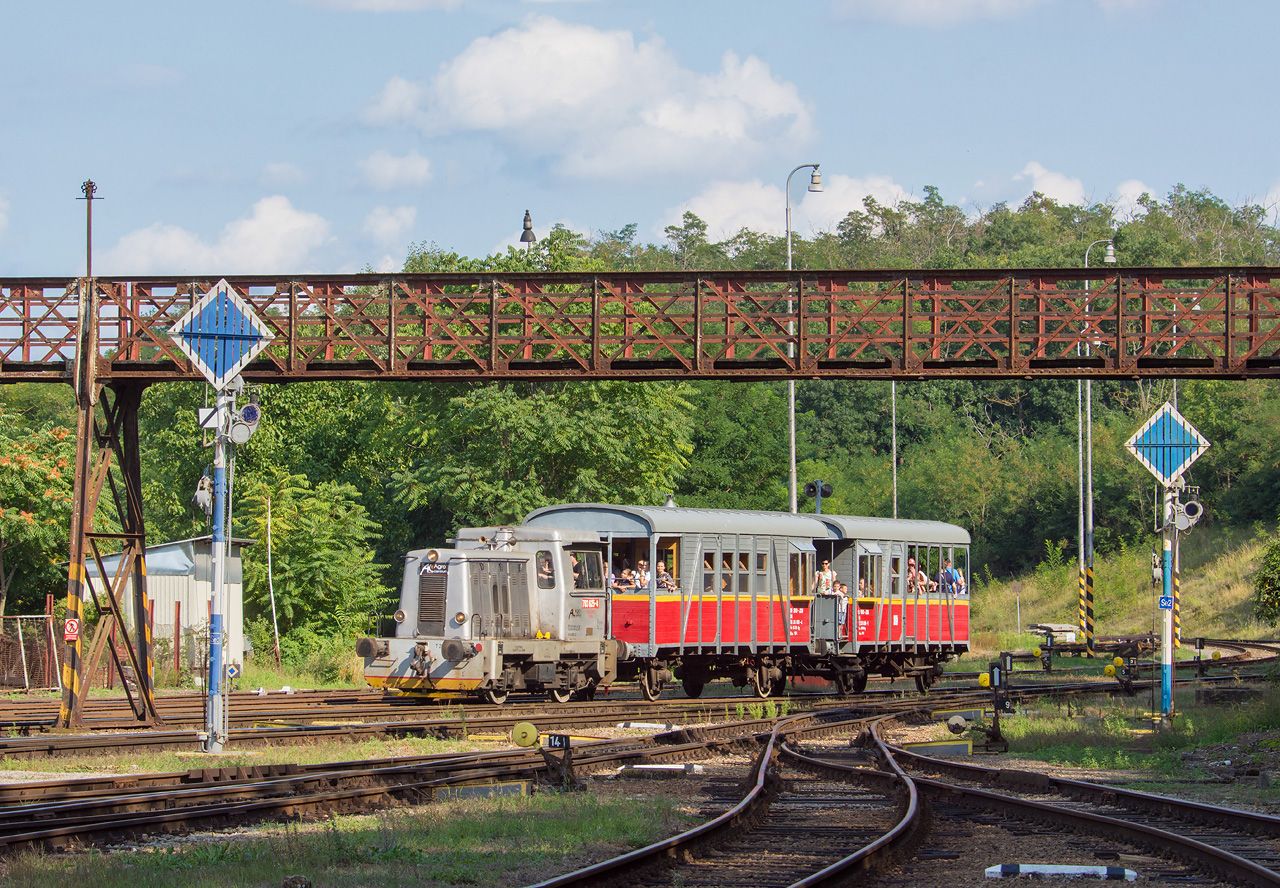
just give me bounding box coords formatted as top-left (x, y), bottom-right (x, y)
top-left (1084, 560), bottom-right (1096, 658)
top-left (1172, 533), bottom-right (1181, 650)
top-left (1077, 565), bottom-right (1086, 641)
top-left (58, 276), bottom-right (97, 728)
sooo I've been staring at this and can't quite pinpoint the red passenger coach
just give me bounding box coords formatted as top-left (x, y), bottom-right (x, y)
top-left (523, 504), bottom-right (970, 698)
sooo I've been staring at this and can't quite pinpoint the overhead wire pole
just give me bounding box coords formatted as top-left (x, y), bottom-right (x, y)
top-left (1081, 238), bottom-right (1115, 657)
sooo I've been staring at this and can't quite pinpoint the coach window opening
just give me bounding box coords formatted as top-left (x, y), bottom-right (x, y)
top-left (656, 536), bottom-right (680, 588)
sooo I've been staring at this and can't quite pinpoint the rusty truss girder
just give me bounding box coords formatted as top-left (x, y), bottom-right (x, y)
top-left (4, 268), bottom-right (1280, 383)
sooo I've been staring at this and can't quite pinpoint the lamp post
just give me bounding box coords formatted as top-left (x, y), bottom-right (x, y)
top-left (785, 163), bottom-right (823, 513)
top-left (1078, 237), bottom-right (1115, 654)
top-left (520, 210), bottom-right (537, 251)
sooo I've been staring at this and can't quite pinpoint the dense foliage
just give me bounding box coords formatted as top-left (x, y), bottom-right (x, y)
top-left (6, 183), bottom-right (1280, 642)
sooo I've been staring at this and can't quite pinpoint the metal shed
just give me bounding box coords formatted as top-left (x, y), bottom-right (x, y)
top-left (83, 535), bottom-right (251, 670)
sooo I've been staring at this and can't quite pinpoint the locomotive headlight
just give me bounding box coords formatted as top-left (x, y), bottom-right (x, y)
top-left (426, 549), bottom-right (439, 563)
top-left (393, 609), bottom-right (407, 624)
top-left (455, 611), bottom-right (467, 624)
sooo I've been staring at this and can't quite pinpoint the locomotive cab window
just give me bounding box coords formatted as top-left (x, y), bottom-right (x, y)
top-left (567, 549), bottom-right (604, 593)
top-left (535, 550), bottom-right (556, 589)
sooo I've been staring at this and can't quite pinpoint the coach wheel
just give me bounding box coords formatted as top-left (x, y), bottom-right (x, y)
top-left (482, 686), bottom-right (509, 705)
top-left (852, 670), bottom-right (869, 694)
top-left (770, 673), bottom-right (788, 697)
top-left (835, 671), bottom-right (855, 697)
top-left (548, 687), bottom-right (572, 705)
top-left (639, 670), bottom-right (664, 702)
top-left (576, 681), bottom-right (598, 701)
top-left (914, 671), bottom-right (933, 694)
top-left (681, 675), bottom-right (706, 699)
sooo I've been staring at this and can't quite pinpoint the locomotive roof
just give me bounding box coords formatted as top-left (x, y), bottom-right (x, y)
top-left (812, 514), bottom-right (970, 545)
top-left (524, 504), bottom-right (831, 538)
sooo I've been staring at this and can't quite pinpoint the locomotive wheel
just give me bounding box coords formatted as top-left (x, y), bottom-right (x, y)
top-left (548, 687), bottom-right (572, 704)
top-left (482, 687), bottom-right (509, 705)
top-left (681, 675), bottom-right (705, 699)
top-left (639, 671), bottom-right (663, 702)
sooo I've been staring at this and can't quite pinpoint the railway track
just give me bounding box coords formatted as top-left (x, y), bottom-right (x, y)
top-left (874, 719), bottom-right (1280, 886)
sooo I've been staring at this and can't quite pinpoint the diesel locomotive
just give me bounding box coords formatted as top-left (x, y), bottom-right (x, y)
top-left (357, 503), bottom-right (971, 702)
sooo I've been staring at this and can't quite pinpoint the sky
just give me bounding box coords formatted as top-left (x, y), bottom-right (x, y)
top-left (2, 0), bottom-right (1278, 277)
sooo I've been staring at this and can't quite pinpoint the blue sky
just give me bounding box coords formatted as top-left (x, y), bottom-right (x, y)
top-left (2, 0), bottom-right (1276, 276)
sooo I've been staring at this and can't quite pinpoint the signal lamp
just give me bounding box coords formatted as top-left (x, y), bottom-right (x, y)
top-left (977, 673), bottom-right (990, 688)
top-left (1113, 657), bottom-right (1124, 669)
top-left (1104, 664), bottom-right (1116, 677)
top-left (1032, 647), bottom-right (1042, 658)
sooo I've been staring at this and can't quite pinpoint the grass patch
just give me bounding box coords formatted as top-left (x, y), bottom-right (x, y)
top-left (999, 686), bottom-right (1280, 775)
top-left (0, 735), bottom-right (483, 776)
top-left (0, 791), bottom-right (694, 888)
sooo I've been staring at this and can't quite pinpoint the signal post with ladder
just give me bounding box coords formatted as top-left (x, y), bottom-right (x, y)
top-left (1125, 402), bottom-right (1209, 720)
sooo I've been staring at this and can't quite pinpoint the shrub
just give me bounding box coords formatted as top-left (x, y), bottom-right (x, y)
top-left (1253, 534), bottom-right (1280, 624)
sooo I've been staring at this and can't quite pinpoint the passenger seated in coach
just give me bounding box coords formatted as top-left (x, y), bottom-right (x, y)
top-left (656, 561), bottom-right (677, 590)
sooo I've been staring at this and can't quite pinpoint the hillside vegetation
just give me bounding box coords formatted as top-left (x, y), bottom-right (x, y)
top-left (971, 523), bottom-right (1272, 654)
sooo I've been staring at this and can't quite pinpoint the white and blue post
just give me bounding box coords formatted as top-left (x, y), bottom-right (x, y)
top-left (205, 386), bottom-right (232, 753)
top-left (1160, 486), bottom-right (1174, 719)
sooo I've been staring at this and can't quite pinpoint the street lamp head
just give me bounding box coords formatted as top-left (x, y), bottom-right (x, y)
top-left (520, 209), bottom-right (537, 245)
top-left (807, 167), bottom-right (823, 193)
top-left (1103, 242), bottom-right (1117, 264)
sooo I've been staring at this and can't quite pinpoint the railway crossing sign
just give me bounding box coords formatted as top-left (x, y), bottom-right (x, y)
top-left (63, 618), bottom-right (80, 641)
top-left (169, 279), bottom-right (275, 389)
top-left (1125, 402), bottom-right (1210, 486)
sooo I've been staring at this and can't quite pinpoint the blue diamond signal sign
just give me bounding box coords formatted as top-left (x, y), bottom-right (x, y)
top-left (169, 279), bottom-right (274, 389)
top-left (1125, 402), bottom-right (1210, 487)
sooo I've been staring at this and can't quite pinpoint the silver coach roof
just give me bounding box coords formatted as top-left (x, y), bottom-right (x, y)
top-left (814, 514), bottom-right (970, 545)
top-left (524, 504), bottom-right (831, 538)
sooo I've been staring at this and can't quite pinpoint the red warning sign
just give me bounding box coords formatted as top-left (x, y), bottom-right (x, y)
top-left (63, 618), bottom-right (80, 642)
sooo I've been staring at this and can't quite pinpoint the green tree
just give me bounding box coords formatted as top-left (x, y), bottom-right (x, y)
top-left (238, 472), bottom-right (390, 637)
top-left (394, 381), bottom-right (694, 527)
top-left (0, 415), bottom-right (74, 614)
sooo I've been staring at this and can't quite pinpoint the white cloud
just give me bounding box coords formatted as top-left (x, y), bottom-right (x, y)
top-left (834, 0), bottom-right (1044, 26)
top-left (364, 205), bottom-right (417, 244)
top-left (360, 149), bottom-right (432, 189)
top-left (1016, 161), bottom-right (1086, 206)
top-left (305, 0), bottom-right (460, 10)
top-left (261, 162), bottom-right (306, 187)
top-left (1111, 179), bottom-right (1152, 219)
top-left (369, 17), bottom-right (811, 178)
top-left (664, 173), bottom-right (911, 240)
top-left (100, 196), bottom-right (331, 275)
top-left (365, 76), bottom-right (431, 126)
